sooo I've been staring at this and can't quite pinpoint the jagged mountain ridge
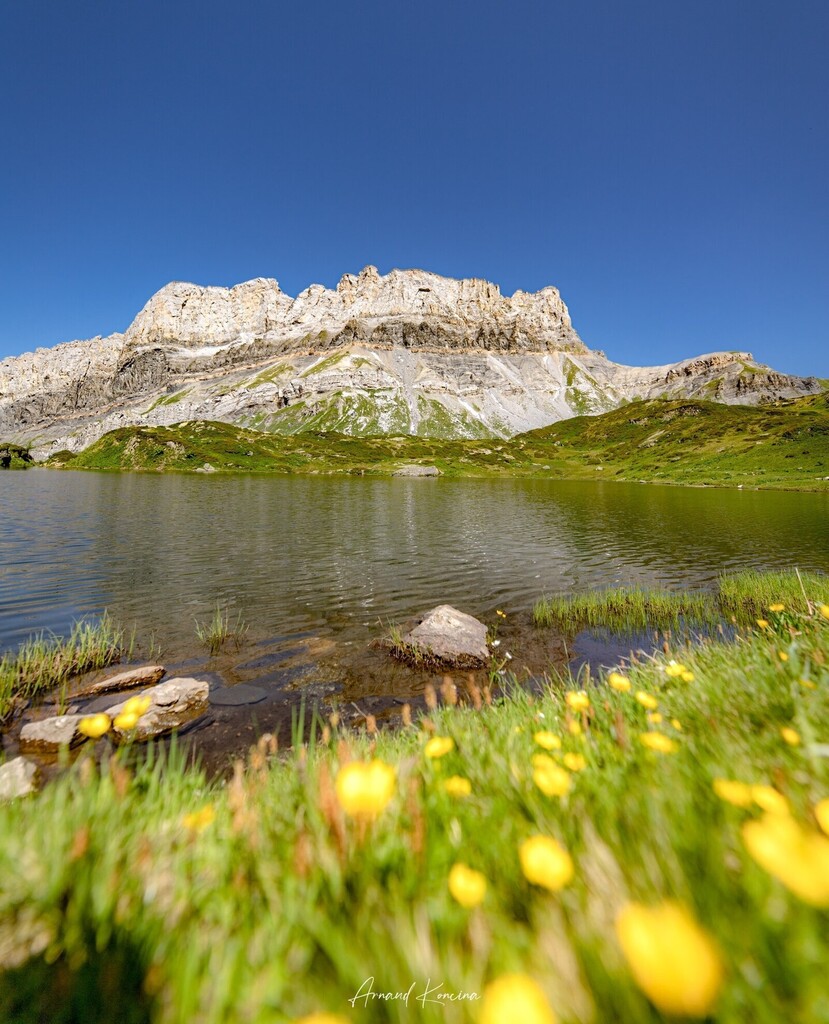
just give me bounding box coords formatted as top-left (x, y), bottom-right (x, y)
top-left (0, 266), bottom-right (821, 456)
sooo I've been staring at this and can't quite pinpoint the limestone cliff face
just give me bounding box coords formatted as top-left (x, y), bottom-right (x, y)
top-left (0, 267), bottom-right (821, 456)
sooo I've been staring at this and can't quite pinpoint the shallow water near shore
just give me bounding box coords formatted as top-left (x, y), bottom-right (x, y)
top-left (2, 470), bottom-right (828, 763)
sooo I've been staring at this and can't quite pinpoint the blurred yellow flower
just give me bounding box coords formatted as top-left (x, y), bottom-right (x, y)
top-left (680, 670), bottom-right (695, 683)
top-left (670, 718), bottom-right (682, 731)
top-left (293, 1015), bottom-right (349, 1024)
top-left (815, 799), bottom-right (829, 836)
top-left (533, 760), bottom-right (572, 797)
top-left (647, 712), bottom-right (663, 725)
top-left (519, 836), bottom-right (574, 891)
top-left (496, 609), bottom-right (507, 618)
top-left (122, 694), bottom-right (152, 716)
top-left (424, 736), bottom-right (455, 759)
top-left (818, 604), bottom-right (829, 620)
top-left (713, 779), bottom-right (753, 807)
top-left (756, 619), bottom-right (769, 629)
top-left (480, 974), bottom-right (556, 1024)
top-left (534, 730), bottom-right (562, 750)
top-left (567, 720), bottom-right (582, 736)
top-left (743, 813), bottom-right (829, 906)
top-left (182, 805), bottom-right (215, 833)
top-left (635, 691), bottom-right (658, 710)
top-left (565, 690), bottom-right (590, 712)
top-left (751, 785), bottom-right (789, 815)
top-left (800, 677), bottom-right (816, 690)
top-left (780, 726), bottom-right (800, 746)
top-left (768, 603), bottom-right (785, 612)
top-left (77, 713), bottom-right (111, 739)
top-left (615, 901), bottom-right (724, 1016)
top-left (113, 711), bottom-right (141, 731)
top-left (608, 672), bottom-right (631, 692)
top-left (640, 733), bottom-right (678, 754)
top-left (448, 863), bottom-right (487, 908)
top-left (778, 651), bottom-right (789, 662)
top-left (443, 775), bottom-right (472, 798)
top-left (664, 661), bottom-right (687, 678)
top-left (335, 760), bottom-right (396, 819)
top-left (562, 752), bottom-right (586, 772)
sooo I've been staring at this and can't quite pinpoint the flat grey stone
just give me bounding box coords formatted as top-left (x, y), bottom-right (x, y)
top-left (208, 684), bottom-right (267, 707)
top-left (106, 677), bottom-right (210, 741)
top-left (0, 757), bottom-right (38, 799)
top-left (73, 664), bottom-right (166, 698)
top-left (19, 715), bottom-right (85, 753)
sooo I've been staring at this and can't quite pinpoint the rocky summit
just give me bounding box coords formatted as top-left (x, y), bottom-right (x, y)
top-left (0, 266), bottom-right (821, 457)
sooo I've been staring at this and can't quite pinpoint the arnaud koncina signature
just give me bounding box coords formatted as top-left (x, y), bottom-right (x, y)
top-left (348, 977), bottom-right (481, 1009)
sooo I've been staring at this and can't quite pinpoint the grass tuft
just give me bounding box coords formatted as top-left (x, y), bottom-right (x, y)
top-left (194, 604), bottom-right (249, 656)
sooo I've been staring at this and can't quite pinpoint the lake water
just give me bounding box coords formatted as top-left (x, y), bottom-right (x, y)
top-left (2, 470), bottom-right (828, 655)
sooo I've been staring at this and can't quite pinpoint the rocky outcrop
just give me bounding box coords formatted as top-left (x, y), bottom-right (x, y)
top-left (0, 267), bottom-right (821, 454)
top-left (106, 677), bottom-right (209, 741)
top-left (398, 605), bottom-right (490, 669)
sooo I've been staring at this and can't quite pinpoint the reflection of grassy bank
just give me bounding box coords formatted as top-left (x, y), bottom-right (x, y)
top-left (1, 606), bottom-right (828, 1020)
top-left (0, 616), bottom-right (126, 721)
top-left (534, 569), bottom-right (829, 630)
top-left (47, 392), bottom-right (829, 490)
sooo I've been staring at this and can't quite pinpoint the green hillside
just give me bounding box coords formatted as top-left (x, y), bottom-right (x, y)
top-left (47, 393), bottom-right (829, 490)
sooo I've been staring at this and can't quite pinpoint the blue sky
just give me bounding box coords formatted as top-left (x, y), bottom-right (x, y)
top-left (1, 0), bottom-right (826, 376)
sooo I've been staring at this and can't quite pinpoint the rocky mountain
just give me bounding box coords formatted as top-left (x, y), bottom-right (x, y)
top-left (0, 266), bottom-right (822, 457)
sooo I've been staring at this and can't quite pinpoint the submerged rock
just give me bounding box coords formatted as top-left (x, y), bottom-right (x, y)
top-left (73, 664), bottom-right (166, 698)
top-left (0, 756), bottom-right (38, 799)
top-left (19, 714), bottom-right (85, 753)
top-left (398, 605), bottom-right (489, 668)
top-left (106, 677), bottom-right (209, 741)
top-left (208, 684), bottom-right (267, 707)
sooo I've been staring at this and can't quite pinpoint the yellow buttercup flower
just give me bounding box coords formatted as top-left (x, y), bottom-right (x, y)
top-left (113, 711), bottom-right (141, 731)
top-left (533, 759), bottom-right (572, 797)
top-left (294, 1015), bottom-right (349, 1024)
top-left (664, 661), bottom-right (686, 678)
top-left (608, 672), bottom-right (631, 693)
top-left (567, 719), bottom-right (582, 736)
top-left (77, 713), bottom-right (111, 739)
top-left (565, 690), bottom-right (590, 712)
top-left (640, 733), bottom-right (678, 754)
top-left (335, 760), bottom-right (396, 819)
top-left (778, 651), bottom-right (789, 662)
top-left (443, 775), bottom-right (472, 798)
top-left (815, 799), bottom-right (829, 836)
top-left (751, 785), bottom-right (789, 815)
top-left (635, 691), bottom-right (658, 710)
top-left (713, 779), bottom-right (753, 807)
top-left (615, 902), bottom-right (724, 1017)
top-left (480, 974), bottom-right (556, 1024)
top-left (424, 736), bottom-right (455, 759)
top-left (756, 619), bottom-right (769, 629)
top-left (562, 752), bottom-right (586, 772)
top-left (743, 813), bottom-right (829, 906)
top-left (534, 730), bottom-right (562, 751)
top-left (519, 836), bottom-right (574, 891)
top-left (181, 805), bottom-right (215, 833)
top-left (122, 694), bottom-right (152, 716)
top-left (647, 712), bottom-right (663, 725)
top-left (780, 726), bottom-right (800, 746)
top-left (670, 718), bottom-right (682, 731)
top-left (818, 604), bottom-right (829, 620)
top-left (448, 863), bottom-right (487, 908)
top-left (680, 670), bottom-right (694, 683)
top-left (768, 603), bottom-right (785, 612)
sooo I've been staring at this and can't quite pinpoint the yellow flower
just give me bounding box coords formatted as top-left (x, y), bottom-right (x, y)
top-left (534, 730), bottom-right (562, 751)
top-left (424, 736), bottom-right (455, 759)
top-left (181, 805), bottom-right (215, 833)
top-left (448, 863), bottom-right (487, 907)
top-left (778, 651), bottom-right (789, 662)
top-left (815, 799), bottom-right (829, 836)
top-left (670, 718), bottom-right (682, 731)
top-left (647, 712), bottom-right (663, 725)
top-left (122, 694), bottom-right (152, 716)
top-left (640, 732), bottom-right (678, 754)
top-left (608, 671), bottom-right (631, 692)
top-left (635, 691), bottom-right (658, 710)
top-left (713, 779), bottom-right (753, 807)
top-left (743, 813), bottom-right (829, 906)
top-left (664, 661), bottom-right (686, 678)
top-left (800, 677), bottom-right (816, 690)
top-left (756, 619), bottom-right (769, 629)
top-left (519, 836), bottom-right (574, 891)
top-left (293, 1015), bottom-right (349, 1024)
top-left (562, 752), bottom-right (586, 772)
top-left (113, 711), bottom-right (141, 731)
top-left (680, 670), bottom-right (694, 683)
top-left (768, 603), bottom-right (785, 612)
top-left (615, 902), bottom-right (724, 1016)
top-left (565, 690), bottom-right (590, 712)
top-left (496, 609), bottom-right (507, 618)
top-left (77, 713), bottom-right (111, 739)
top-left (533, 759), bottom-right (572, 797)
top-left (780, 726), bottom-right (800, 746)
top-left (751, 785), bottom-right (789, 815)
top-left (818, 604), bottom-right (829, 620)
top-left (480, 974), bottom-right (556, 1024)
top-left (335, 760), bottom-right (396, 819)
top-left (567, 720), bottom-right (582, 736)
top-left (443, 775), bottom-right (472, 798)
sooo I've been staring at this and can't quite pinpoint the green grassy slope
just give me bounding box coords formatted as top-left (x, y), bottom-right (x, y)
top-left (49, 393), bottom-right (829, 489)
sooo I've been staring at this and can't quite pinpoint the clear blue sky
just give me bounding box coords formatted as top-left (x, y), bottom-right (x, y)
top-left (1, 0), bottom-right (826, 376)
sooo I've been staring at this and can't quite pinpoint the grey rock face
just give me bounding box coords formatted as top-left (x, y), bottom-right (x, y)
top-left (0, 757), bottom-right (38, 800)
top-left (19, 715), bottom-right (85, 753)
top-left (0, 267), bottom-right (822, 454)
top-left (392, 465), bottom-right (440, 477)
top-left (400, 605), bottom-right (490, 668)
top-left (73, 664), bottom-right (166, 698)
top-left (106, 677), bottom-right (209, 741)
